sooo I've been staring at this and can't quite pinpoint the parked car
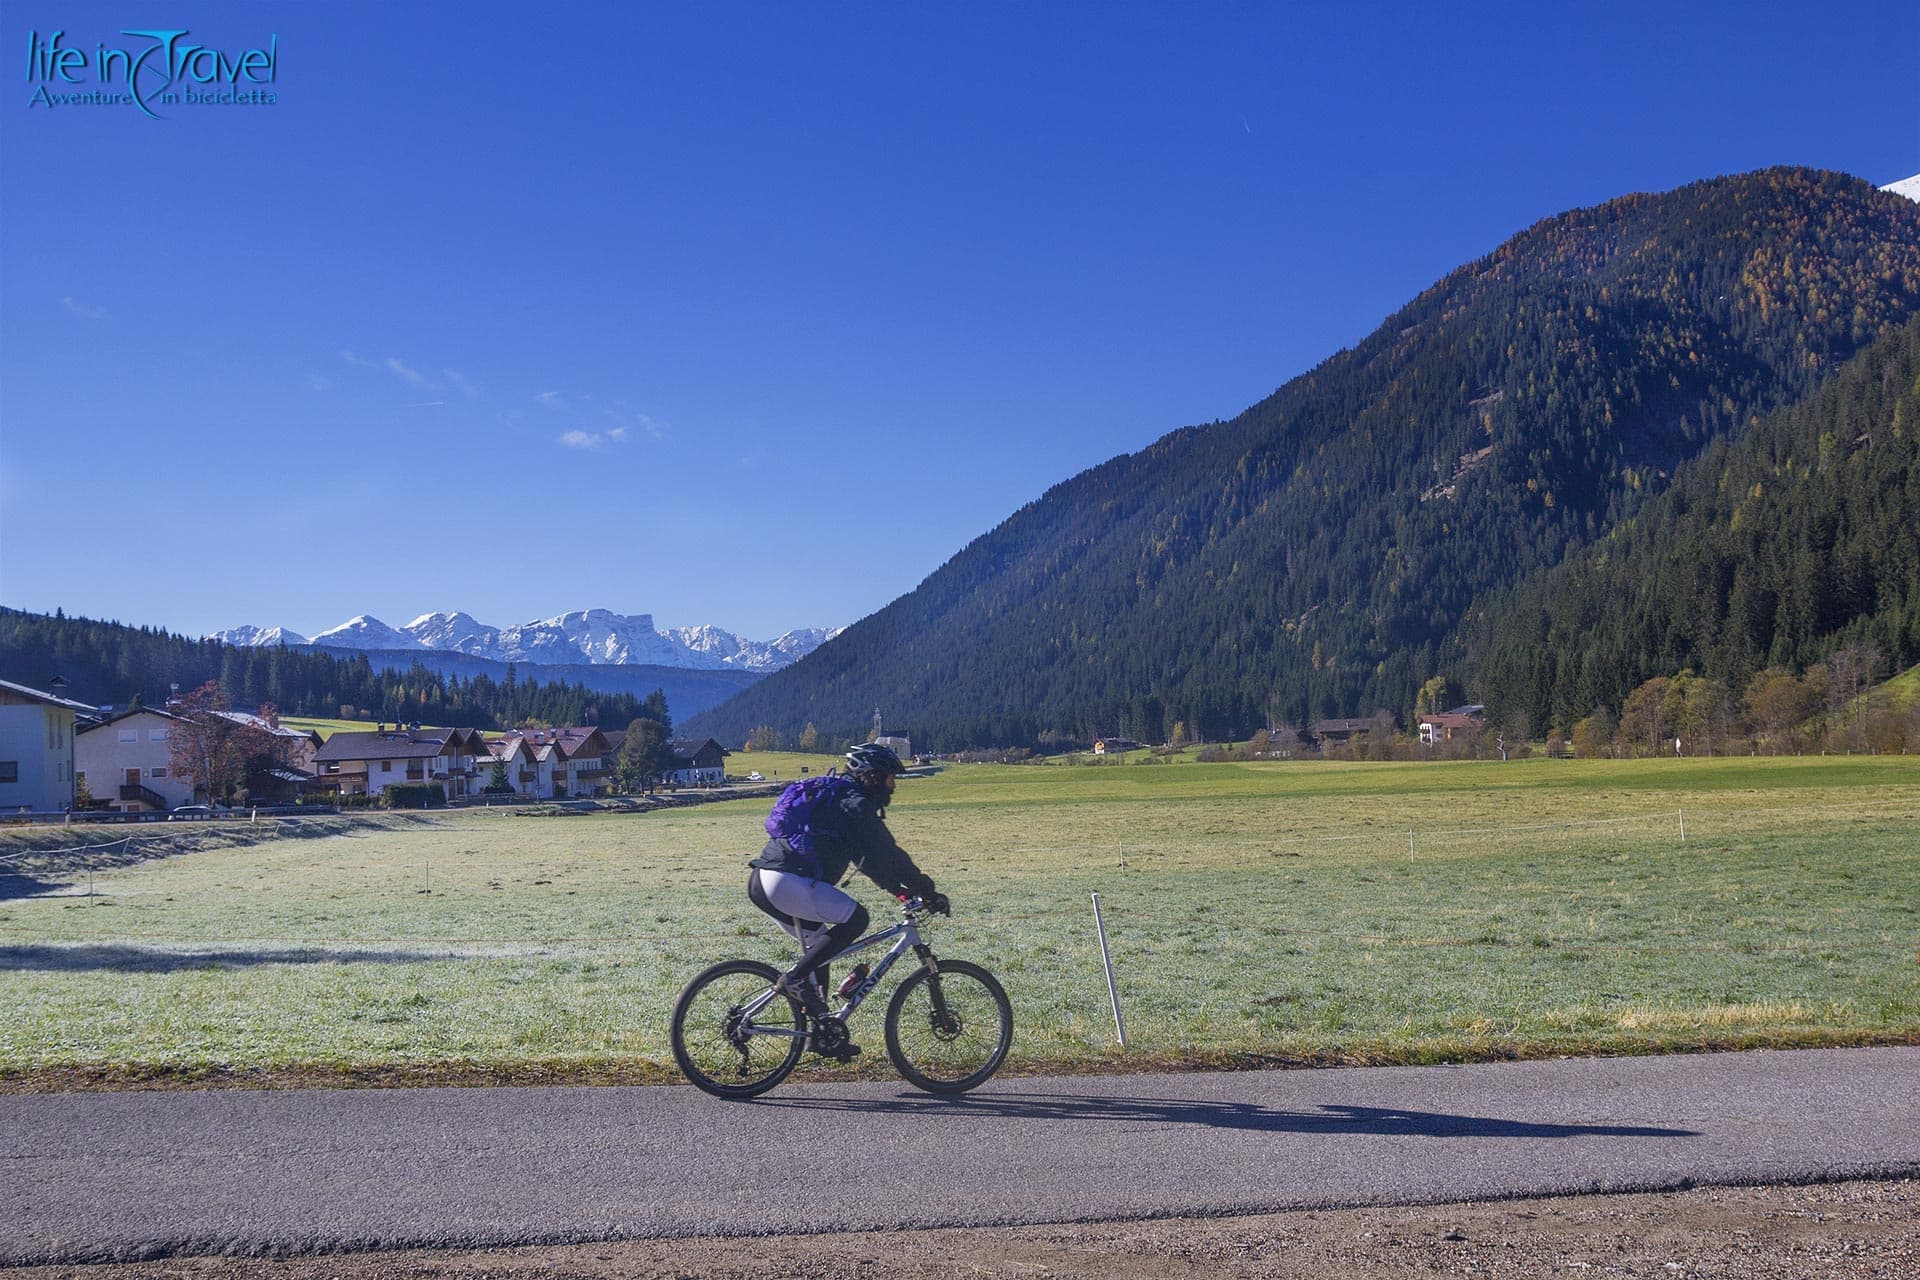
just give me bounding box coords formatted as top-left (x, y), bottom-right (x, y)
top-left (168, 805), bottom-right (215, 820)
top-left (747, 771), bottom-right (765, 781)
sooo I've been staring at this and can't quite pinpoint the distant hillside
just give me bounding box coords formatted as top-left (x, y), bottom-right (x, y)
top-left (689, 168), bottom-right (1920, 749)
top-left (1473, 314), bottom-right (1920, 732)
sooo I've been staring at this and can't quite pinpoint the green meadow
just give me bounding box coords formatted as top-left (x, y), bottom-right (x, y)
top-left (1, 754), bottom-right (1916, 1088)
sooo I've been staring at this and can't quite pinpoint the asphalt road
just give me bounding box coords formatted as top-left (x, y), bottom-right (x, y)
top-left (4, 1047), bottom-right (1917, 1265)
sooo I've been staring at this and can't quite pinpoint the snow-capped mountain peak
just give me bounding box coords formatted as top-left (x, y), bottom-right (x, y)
top-left (1881, 173), bottom-right (1920, 203)
top-left (669, 624), bottom-right (844, 670)
top-left (489, 609), bottom-right (709, 667)
top-left (309, 615), bottom-right (426, 650)
top-left (208, 623), bottom-right (309, 647)
top-left (217, 608), bottom-right (837, 672)
top-left (404, 610), bottom-right (500, 653)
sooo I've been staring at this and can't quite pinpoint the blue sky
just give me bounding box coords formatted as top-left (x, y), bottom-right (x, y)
top-left (2, 0), bottom-right (1915, 643)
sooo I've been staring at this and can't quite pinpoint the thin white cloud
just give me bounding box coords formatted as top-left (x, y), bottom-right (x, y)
top-left (341, 350), bottom-right (443, 392)
top-left (444, 369), bottom-right (482, 400)
top-left (605, 401), bottom-right (666, 440)
top-left (536, 392), bottom-right (661, 446)
top-left (385, 357), bottom-right (433, 389)
top-left (306, 373), bottom-right (334, 393)
top-left (62, 297), bottom-right (107, 320)
top-left (407, 401), bottom-right (448, 408)
top-left (558, 427), bottom-right (628, 450)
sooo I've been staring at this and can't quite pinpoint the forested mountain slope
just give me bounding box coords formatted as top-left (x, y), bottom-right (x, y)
top-left (691, 169), bottom-right (1920, 749)
top-left (1474, 315), bottom-right (1920, 734)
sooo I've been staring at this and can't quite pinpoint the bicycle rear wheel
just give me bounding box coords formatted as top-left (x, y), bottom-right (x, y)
top-left (884, 959), bottom-right (1012, 1094)
top-left (670, 959), bottom-right (805, 1098)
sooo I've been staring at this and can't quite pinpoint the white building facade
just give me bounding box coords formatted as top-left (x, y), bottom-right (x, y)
top-left (0, 678), bottom-right (92, 813)
top-left (75, 709), bottom-right (196, 812)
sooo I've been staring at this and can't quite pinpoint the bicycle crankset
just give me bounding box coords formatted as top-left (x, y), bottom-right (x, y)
top-left (808, 1014), bottom-right (851, 1057)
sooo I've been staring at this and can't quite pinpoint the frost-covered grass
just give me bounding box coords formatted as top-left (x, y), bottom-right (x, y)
top-left (1, 756), bottom-right (1915, 1086)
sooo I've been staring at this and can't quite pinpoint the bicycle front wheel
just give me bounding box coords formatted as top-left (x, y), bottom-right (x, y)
top-left (670, 959), bottom-right (805, 1099)
top-left (884, 959), bottom-right (1012, 1094)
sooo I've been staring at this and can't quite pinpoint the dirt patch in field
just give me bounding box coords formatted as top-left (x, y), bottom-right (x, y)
top-left (12, 1179), bottom-right (1915, 1279)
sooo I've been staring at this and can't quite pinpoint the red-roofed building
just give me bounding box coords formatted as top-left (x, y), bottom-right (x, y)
top-left (1419, 705), bottom-right (1487, 746)
top-left (313, 724), bottom-right (489, 799)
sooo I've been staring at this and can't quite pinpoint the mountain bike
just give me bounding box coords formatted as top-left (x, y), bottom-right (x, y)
top-left (670, 895), bottom-right (1013, 1098)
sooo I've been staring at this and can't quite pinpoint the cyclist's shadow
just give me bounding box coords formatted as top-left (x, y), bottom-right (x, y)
top-left (757, 1091), bottom-right (1696, 1139)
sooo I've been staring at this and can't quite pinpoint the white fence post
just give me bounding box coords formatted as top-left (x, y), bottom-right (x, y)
top-left (1091, 891), bottom-right (1128, 1048)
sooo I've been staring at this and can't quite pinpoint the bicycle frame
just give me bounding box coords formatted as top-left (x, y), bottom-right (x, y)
top-left (672, 895), bottom-right (1010, 1097)
top-left (737, 904), bottom-right (937, 1040)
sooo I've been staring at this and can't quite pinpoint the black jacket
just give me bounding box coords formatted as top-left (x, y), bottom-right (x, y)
top-left (750, 781), bottom-right (936, 899)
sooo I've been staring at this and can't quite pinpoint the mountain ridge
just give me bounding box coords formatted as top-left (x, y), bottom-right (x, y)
top-left (213, 608), bottom-right (839, 673)
top-left (686, 167), bottom-right (1920, 750)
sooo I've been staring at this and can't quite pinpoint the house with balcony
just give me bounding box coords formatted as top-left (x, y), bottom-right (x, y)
top-left (80, 707), bottom-right (324, 809)
top-left (666, 736), bottom-right (728, 787)
top-left (312, 724), bottom-right (489, 799)
top-left (75, 707), bottom-right (196, 813)
top-left (548, 726), bottom-right (612, 796)
top-left (1418, 705), bottom-right (1487, 747)
top-left (481, 732), bottom-right (552, 798)
top-left (486, 726), bottom-right (613, 798)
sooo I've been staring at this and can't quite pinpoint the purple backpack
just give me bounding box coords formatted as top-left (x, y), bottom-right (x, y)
top-left (764, 773), bottom-right (858, 874)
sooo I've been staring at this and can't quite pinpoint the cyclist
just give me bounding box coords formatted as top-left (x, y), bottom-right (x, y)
top-left (747, 742), bottom-right (949, 1054)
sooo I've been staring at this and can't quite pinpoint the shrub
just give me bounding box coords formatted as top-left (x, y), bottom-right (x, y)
top-left (383, 783), bottom-right (446, 810)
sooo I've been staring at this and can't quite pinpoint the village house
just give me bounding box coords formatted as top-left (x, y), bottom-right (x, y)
top-left (77, 707), bottom-right (322, 810)
top-left (1419, 704), bottom-right (1488, 746)
top-left (484, 727), bottom-right (613, 799)
top-left (547, 726), bottom-right (612, 796)
top-left (212, 710), bottom-right (322, 774)
top-left (482, 732), bottom-right (552, 799)
top-left (75, 707), bottom-right (195, 813)
top-left (215, 710), bottom-right (322, 804)
top-left (1093, 736), bottom-right (1142, 755)
top-left (0, 677), bottom-right (94, 812)
top-left (313, 724), bottom-right (490, 800)
top-left (1309, 717), bottom-right (1374, 748)
top-left (666, 736), bottom-right (728, 787)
